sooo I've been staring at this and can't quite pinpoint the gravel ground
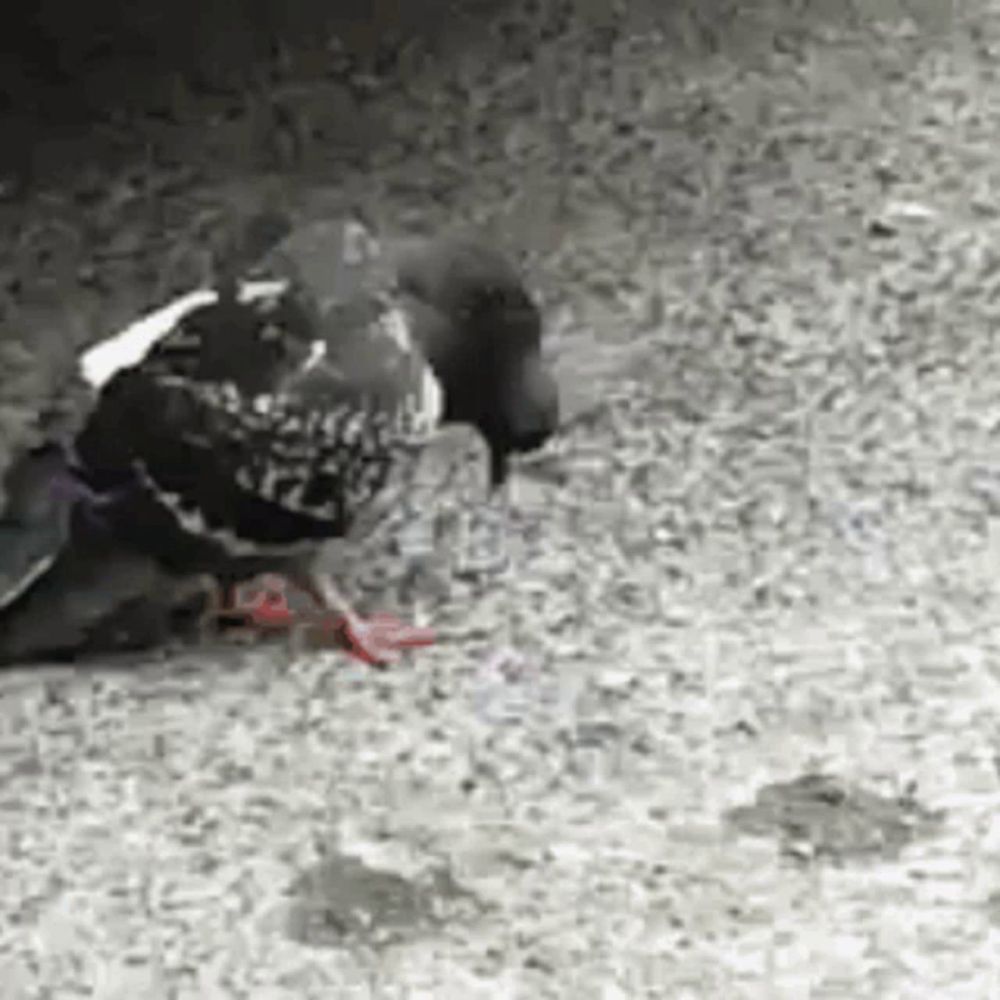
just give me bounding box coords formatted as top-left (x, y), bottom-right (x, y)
top-left (3, 1), bottom-right (1000, 996)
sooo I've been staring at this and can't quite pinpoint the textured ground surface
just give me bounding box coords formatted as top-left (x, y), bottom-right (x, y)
top-left (3, 0), bottom-right (1000, 996)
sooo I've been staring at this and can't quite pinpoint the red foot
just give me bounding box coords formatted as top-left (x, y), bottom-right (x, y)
top-left (246, 592), bottom-right (296, 629)
top-left (223, 576), bottom-right (436, 665)
top-left (232, 577), bottom-right (297, 630)
top-left (318, 612), bottom-right (436, 666)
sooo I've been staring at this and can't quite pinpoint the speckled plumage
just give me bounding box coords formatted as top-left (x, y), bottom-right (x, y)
top-left (73, 259), bottom-right (447, 578)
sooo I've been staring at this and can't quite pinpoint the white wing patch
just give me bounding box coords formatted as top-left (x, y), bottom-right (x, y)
top-left (79, 289), bottom-right (213, 390)
top-left (375, 304), bottom-right (443, 435)
top-left (78, 279), bottom-right (292, 390)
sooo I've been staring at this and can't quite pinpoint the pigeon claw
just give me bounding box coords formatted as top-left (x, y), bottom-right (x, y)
top-left (318, 611), bottom-right (436, 666)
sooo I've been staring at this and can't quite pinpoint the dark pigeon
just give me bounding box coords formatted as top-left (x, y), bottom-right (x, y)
top-left (0, 216), bottom-right (559, 665)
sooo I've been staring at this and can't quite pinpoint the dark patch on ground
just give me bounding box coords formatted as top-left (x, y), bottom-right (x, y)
top-left (726, 772), bottom-right (945, 863)
top-left (286, 850), bottom-right (484, 950)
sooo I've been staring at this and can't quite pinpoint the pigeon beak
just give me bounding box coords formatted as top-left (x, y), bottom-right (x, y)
top-left (487, 355), bottom-right (560, 491)
top-left (505, 355), bottom-right (560, 451)
top-left (488, 449), bottom-right (510, 490)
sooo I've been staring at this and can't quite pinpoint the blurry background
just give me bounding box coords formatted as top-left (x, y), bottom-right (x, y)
top-left (0, 0), bottom-right (948, 184)
top-left (0, 0), bottom-right (510, 180)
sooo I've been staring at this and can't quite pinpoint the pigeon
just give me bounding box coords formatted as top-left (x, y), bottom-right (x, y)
top-left (0, 215), bottom-right (559, 665)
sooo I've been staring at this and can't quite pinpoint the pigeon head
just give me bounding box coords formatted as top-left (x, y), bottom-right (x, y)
top-left (396, 238), bottom-right (560, 486)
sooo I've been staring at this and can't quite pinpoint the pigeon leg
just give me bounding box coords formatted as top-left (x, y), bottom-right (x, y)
top-left (285, 570), bottom-right (435, 666)
top-left (188, 577), bottom-right (257, 642)
top-left (284, 571), bottom-right (389, 662)
top-left (194, 578), bottom-right (227, 627)
top-left (154, 573), bottom-right (241, 643)
top-left (229, 575), bottom-right (297, 638)
top-left (455, 477), bottom-right (513, 580)
top-left (188, 574), bottom-right (299, 644)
